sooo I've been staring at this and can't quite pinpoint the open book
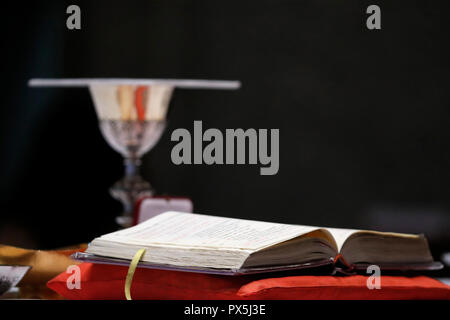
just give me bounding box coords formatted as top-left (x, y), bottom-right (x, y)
top-left (75, 211), bottom-right (442, 275)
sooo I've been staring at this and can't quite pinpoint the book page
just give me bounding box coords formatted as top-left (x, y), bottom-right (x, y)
top-left (326, 228), bottom-right (421, 252)
top-left (98, 211), bottom-right (321, 251)
top-left (325, 228), bottom-right (360, 252)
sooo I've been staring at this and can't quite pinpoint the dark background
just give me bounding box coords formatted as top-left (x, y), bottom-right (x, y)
top-left (1, 0), bottom-right (449, 262)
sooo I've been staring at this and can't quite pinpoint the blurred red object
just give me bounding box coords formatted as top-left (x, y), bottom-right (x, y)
top-left (133, 196), bottom-right (193, 225)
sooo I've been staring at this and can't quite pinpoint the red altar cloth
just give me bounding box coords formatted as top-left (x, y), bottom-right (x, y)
top-left (47, 262), bottom-right (450, 300)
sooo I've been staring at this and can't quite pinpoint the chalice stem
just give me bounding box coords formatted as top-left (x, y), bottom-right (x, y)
top-left (124, 156), bottom-right (141, 179)
top-left (111, 155), bottom-right (153, 227)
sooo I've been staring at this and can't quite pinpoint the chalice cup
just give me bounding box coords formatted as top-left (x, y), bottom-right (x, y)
top-left (90, 84), bottom-right (173, 227)
top-left (29, 78), bottom-right (240, 228)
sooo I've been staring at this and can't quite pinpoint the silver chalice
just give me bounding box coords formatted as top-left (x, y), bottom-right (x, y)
top-left (29, 78), bottom-right (240, 227)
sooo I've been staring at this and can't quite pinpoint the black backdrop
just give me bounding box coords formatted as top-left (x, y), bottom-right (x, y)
top-left (1, 1), bottom-right (450, 255)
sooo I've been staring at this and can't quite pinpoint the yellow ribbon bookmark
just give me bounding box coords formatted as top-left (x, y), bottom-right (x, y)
top-left (125, 248), bottom-right (146, 300)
